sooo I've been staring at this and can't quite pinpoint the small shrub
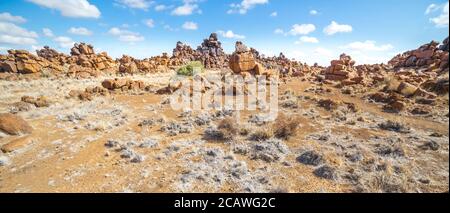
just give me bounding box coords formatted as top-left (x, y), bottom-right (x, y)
top-left (177, 61), bottom-right (204, 76)
top-left (204, 118), bottom-right (239, 141)
top-left (250, 128), bottom-right (273, 141)
top-left (218, 117), bottom-right (239, 140)
top-left (273, 113), bottom-right (301, 140)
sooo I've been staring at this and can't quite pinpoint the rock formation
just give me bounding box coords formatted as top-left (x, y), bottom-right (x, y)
top-left (196, 33), bottom-right (228, 69)
top-left (388, 38), bottom-right (449, 71)
top-left (324, 53), bottom-right (362, 85)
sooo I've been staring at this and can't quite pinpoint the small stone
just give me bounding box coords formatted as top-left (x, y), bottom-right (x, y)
top-left (0, 155), bottom-right (11, 166)
top-left (313, 165), bottom-right (336, 180)
top-left (296, 151), bottom-right (323, 166)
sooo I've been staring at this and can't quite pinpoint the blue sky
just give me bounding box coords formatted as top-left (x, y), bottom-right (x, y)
top-left (0, 0), bottom-right (448, 65)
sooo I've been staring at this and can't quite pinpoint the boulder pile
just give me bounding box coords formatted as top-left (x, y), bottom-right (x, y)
top-left (172, 41), bottom-right (198, 66)
top-left (118, 55), bottom-right (138, 74)
top-left (69, 43), bottom-right (116, 72)
top-left (118, 53), bottom-right (174, 74)
top-left (102, 78), bottom-right (146, 91)
top-left (36, 46), bottom-right (68, 65)
top-left (69, 86), bottom-right (109, 101)
top-left (388, 37), bottom-right (449, 71)
top-left (196, 33), bottom-right (228, 69)
top-left (229, 41), bottom-right (275, 78)
top-left (0, 50), bottom-right (59, 74)
top-left (324, 54), bottom-right (363, 85)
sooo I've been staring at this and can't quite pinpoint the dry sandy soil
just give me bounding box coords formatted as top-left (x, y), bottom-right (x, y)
top-left (0, 71), bottom-right (448, 193)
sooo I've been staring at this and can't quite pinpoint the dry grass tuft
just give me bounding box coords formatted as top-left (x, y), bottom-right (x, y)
top-left (273, 113), bottom-right (301, 140)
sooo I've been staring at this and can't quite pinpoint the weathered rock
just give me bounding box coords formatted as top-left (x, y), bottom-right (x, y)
top-left (324, 53), bottom-right (359, 83)
top-left (313, 165), bottom-right (336, 180)
top-left (1, 136), bottom-right (33, 153)
top-left (102, 78), bottom-right (145, 91)
top-left (229, 41), bottom-right (257, 74)
top-left (297, 151), bottom-right (323, 166)
top-left (0, 113), bottom-right (33, 135)
top-left (0, 61), bottom-right (17, 73)
top-left (196, 33), bottom-right (228, 69)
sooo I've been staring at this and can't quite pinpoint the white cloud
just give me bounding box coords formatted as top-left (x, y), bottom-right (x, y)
top-left (171, 0), bottom-right (200, 16)
top-left (144, 19), bottom-right (155, 28)
top-left (68, 27), bottom-right (93, 36)
top-left (117, 35), bottom-right (145, 42)
top-left (0, 12), bottom-right (27, 23)
top-left (217, 30), bottom-right (246, 39)
top-left (427, 2), bottom-right (449, 28)
top-left (323, 21), bottom-right (353, 35)
top-left (289, 24), bottom-right (316, 35)
top-left (270, 11), bottom-right (277, 17)
top-left (309, 10), bottom-right (318, 15)
top-left (314, 47), bottom-right (333, 57)
top-left (108, 27), bottom-right (144, 43)
top-left (182, 21), bottom-right (198, 30)
top-left (54, 36), bottom-right (75, 48)
top-left (425, 4), bottom-right (439, 14)
top-left (27, 0), bottom-right (101, 18)
top-left (340, 40), bottom-right (393, 51)
top-left (349, 50), bottom-right (395, 65)
top-left (274, 28), bottom-right (284, 34)
top-left (155, 4), bottom-right (169, 11)
top-left (115, 0), bottom-right (154, 10)
top-left (295, 36), bottom-right (319, 44)
top-left (0, 46), bottom-right (11, 51)
top-left (31, 45), bottom-right (43, 52)
top-left (42, 28), bottom-right (54, 37)
top-left (228, 0), bottom-right (269, 14)
top-left (288, 50), bottom-right (306, 58)
top-left (163, 25), bottom-right (178, 32)
top-left (0, 22), bottom-right (38, 38)
top-left (0, 35), bottom-right (37, 45)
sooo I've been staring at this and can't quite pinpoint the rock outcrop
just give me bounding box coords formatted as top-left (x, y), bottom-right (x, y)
top-left (102, 78), bottom-right (146, 91)
top-left (388, 38), bottom-right (449, 71)
top-left (0, 50), bottom-right (51, 74)
top-left (324, 54), bottom-right (362, 85)
top-left (229, 42), bottom-right (256, 74)
top-left (196, 33), bottom-right (228, 69)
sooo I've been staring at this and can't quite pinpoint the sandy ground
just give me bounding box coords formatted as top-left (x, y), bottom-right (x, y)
top-left (0, 71), bottom-right (448, 193)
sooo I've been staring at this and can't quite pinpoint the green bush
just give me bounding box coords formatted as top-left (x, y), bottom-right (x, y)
top-left (177, 61), bottom-right (204, 76)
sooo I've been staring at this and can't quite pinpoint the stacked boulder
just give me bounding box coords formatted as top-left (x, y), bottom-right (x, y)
top-left (388, 37), bottom-right (449, 71)
top-left (36, 46), bottom-right (68, 66)
top-left (196, 33), bottom-right (228, 69)
top-left (229, 42), bottom-right (256, 74)
top-left (172, 41), bottom-right (198, 66)
top-left (229, 41), bottom-right (273, 77)
top-left (118, 55), bottom-right (138, 74)
top-left (67, 43), bottom-right (116, 78)
top-left (69, 43), bottom-right (115, 71)
top-left (0, 50), bottom-right (52, 74)
top-left (118, 53), bottom-right (173, 74)
top-left (102, 78), bottom-right (146, 91)
top-left (324, 54), bottom-right (362, 85)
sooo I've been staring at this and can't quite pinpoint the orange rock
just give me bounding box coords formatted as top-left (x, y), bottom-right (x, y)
top-left (0, 113), bottom-right (33, 135)
top-left (1, 136), bottom-right (33, 153)
top-left (229, 51), bottom-right (256, 73)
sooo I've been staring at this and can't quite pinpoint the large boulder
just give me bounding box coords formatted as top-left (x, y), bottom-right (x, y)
top-left (324, 53), bottom-right (359, 83)
top-left (229, 41), bottom-right (257, 74)
top-left (0, 113), bottom-right (33, 135)
top-left (0, 61), bottom-right (17, 73)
